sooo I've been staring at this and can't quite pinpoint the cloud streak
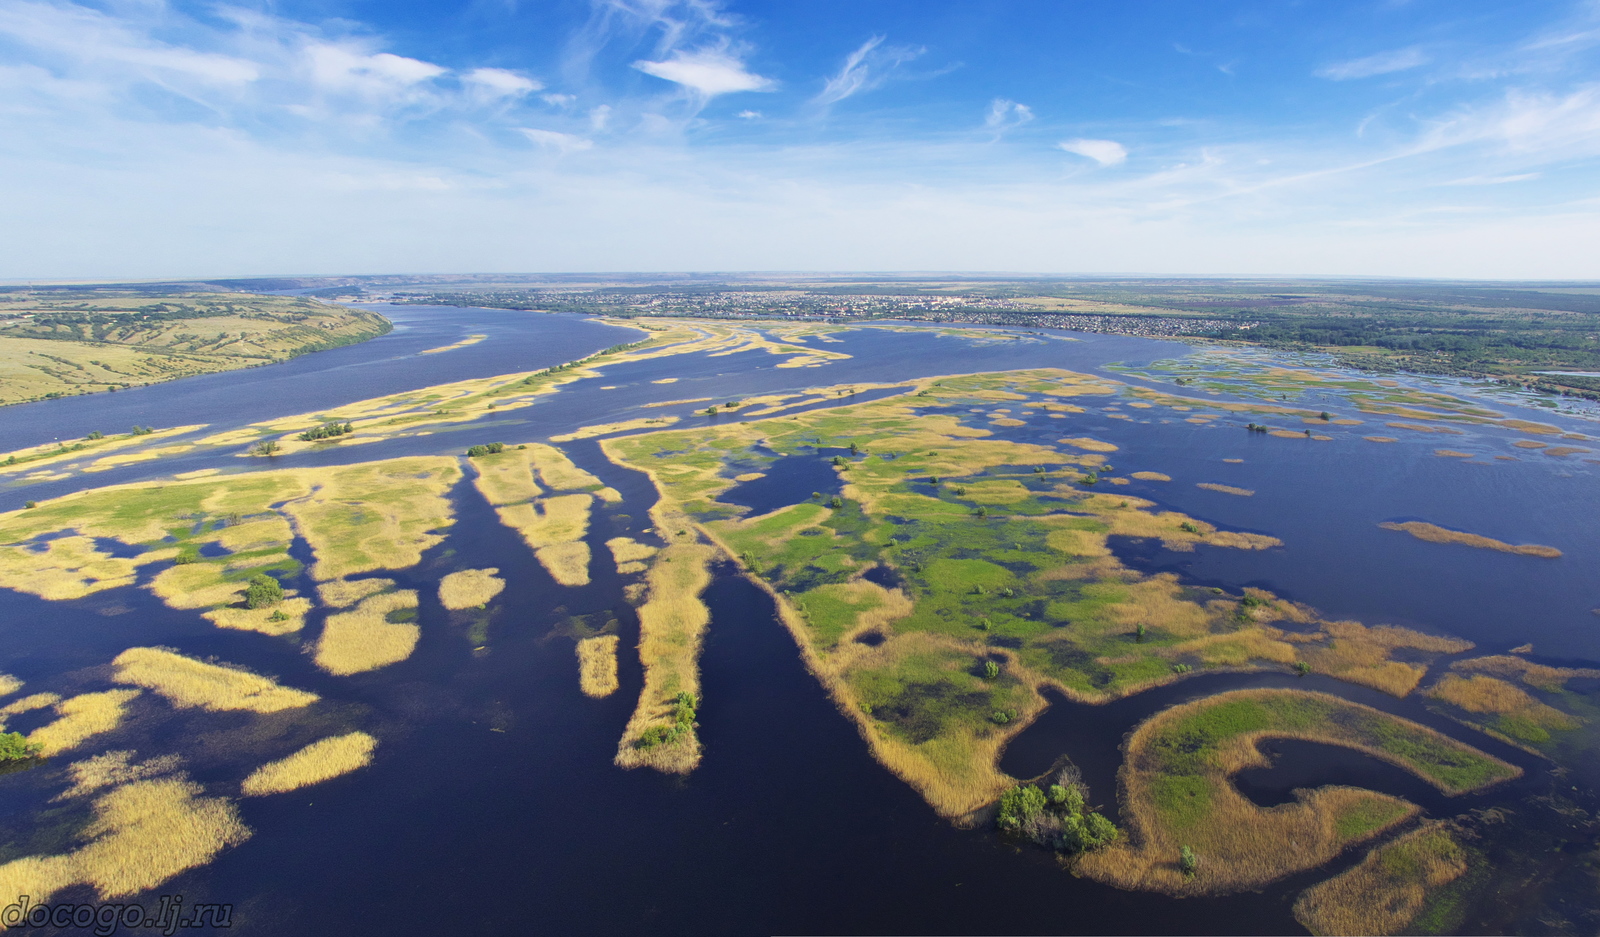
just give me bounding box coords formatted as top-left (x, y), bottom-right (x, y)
top-left (1316, 47), bottom-right (1429, 80)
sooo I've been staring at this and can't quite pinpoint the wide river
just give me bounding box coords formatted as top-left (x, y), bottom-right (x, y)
top-left (0, 304), bottom-right (1594, 935)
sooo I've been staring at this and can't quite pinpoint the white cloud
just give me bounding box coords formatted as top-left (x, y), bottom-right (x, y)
top-left (1059, 138), bottom-right (1127, 166)
top-left (985, 98), bottom-right (1033, 135)
top-left (633, 49), bottom-right (773, 96)
top-left (736, 109), bottom-right (761, 119)
top-left (1316, 47), bottom-right (1429, 80)
top-left (812, 35), bottom-right (923, 108)
top-left (0, 0), bottom-right (259, 84)
top-left (541, 93), bottom-right (577, 106)
top-left (589, 104), bottom-right (612, 130)
top-left (520, 127), bottom-right (594, 152)
top-left (464, 67), bottom-right (541, 97)
top-left (1442, 173), bottom-right (1541, 185)
top-left (306, 44), bottom-right (447, 97)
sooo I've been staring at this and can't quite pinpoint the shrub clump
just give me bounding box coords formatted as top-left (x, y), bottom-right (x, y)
top-left (996, 766), bottom-right (1119, 855)
top-left (466, 442), bottom-right (506, 458)
top-left (636, 692), bottom-right (698, 749)
top-left (298, 421), bottom-right (354, 442)
top-left (244, 573), bottom-right (285, 609)
top-left (0, 731), bottom-right (42, 763)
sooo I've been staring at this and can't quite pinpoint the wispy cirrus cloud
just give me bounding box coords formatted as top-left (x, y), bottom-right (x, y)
top-left (983, 98), bottom-right (1032, 137)
top-left (1316, 46), bottom-right (1429, 80)
top-left (812, 35), bottom-right (924, 108)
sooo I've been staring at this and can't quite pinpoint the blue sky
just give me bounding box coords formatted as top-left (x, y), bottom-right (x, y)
top-left (3, 0), bottom-right (1600, 279)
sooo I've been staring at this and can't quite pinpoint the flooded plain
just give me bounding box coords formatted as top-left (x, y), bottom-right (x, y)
top-left (0, 306), bottom-right (1595, 935)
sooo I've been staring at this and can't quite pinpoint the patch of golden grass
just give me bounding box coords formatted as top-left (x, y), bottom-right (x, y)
top-left (1511, 439), bottom-right (1548, 449)
top-left (317, 577), bottom-right (395, 608)
top-left (1131, 471), bottom-right (1171, 481)
top-left (438, 568), bottom-right (504, 610)
top-left (1378, 521), bottom-right (1561, 558)
top-left (241, 732), bottom-right (378, 796)
top-left (551, 416), bottom-right (680, 441)
top-left (1451, 654), bottom-right (1600, 691)
top-left (1545, 446), bottom-right (1591, 456)
top-left (418, 333), bottom-right (487, 354)
top-left (1300, 621), bottom-right (1472, 697)
top-left (1293, 822), bottom-right (1468, 936)
top-left (314, 590), bottom-right (421, 675)
top-left (286, 457), bottom-right (459, 581)
top-left (58, 751), bottom-right (180, 800)
top-left (0, 534), bottom-right (155, 601)
top-left (577, 635), bottom-right (620, 697)
top-left (1079, 688), bottom-right (1511, 896)
top-left (1060, 436), bottom-right (1119, 452)
top-left (1387, 422), bottom-right (1462, 434)
top-left (203, 597), bottom-right (313, 637)
top-left (0, 693), bottom-right (58, 720)
top-left (641, 396), bottom-right (714, 409)
top-left (1427, 673), bottom-right (1580, 742)
top-left (0, 675), bottom-right (19, 698)
top-left (536, 541), bottom-right (592, 586)
top-left (27, 690), bottom-right (142, 755)
top-left (1434, 449), bottom-right (1473, 458)
top-left (1364, 436), bottom-right (1398, 443)
top-left (1196, 482), bottom-right (1254, 496)
top-left (606, 536), bottom-right (657, 574)
top-left (615, 544), bottom-right (715, 774)
top-left (114, 647), bottom-right (316, 712)
top-left (0, 773), bottom-right (249, 906)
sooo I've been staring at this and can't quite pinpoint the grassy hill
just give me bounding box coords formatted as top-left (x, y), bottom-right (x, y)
top-left (0, 290), bottom-right (390, 406)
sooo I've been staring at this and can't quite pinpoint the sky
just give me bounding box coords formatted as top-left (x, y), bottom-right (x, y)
top-left (3, 0), bottom-right (1600, 280)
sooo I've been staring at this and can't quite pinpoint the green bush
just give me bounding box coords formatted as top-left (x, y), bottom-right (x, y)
top-left (997, 785), bottom-right (1047, 830)
top-left (466, 442), bottom-right (507, 458)
top-left (983, 661), bottom-right (1000, 679)
top-left (244, 573), bottom-right (284, 609)
top-left (0, 731), bottom-right (41, 763)
top-left (1179, 844), bottom-right (1200, 877)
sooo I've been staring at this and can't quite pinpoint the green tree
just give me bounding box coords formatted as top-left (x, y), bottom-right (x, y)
top-left (244, 573), bottom-right (284, 609)
top-left (997, 785), bottom-right (1047, 830)
top-left (1179, 845), bottom-right (1200, 877)
top-left (0, 731), bottom-right (41, 763)
top-left (983, 660), bottom-right (1000, 679)
top-left (251, 439), bottom-right (281, 457)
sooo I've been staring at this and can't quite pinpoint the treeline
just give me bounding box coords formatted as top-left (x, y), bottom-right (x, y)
top-left (298, 421), bottom-right (353, 441)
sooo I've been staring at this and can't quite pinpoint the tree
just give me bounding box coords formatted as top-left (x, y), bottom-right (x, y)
top-left (997, 785), bottom-right (1047, 830)
top-left (1320, 411), bottom-right (1331, 421)
top-left (983, 660), bottom-right (1000, 679)
top-left (0, 731), bottom-right (41, 763)
top-left (244, 573), bottom-right (284, 609)
top-left (1179, 845), bottom-right (1200, 877)
top-left (251, 439), bottom-right (281, 457)
top-left (1293, 661), bottom-right (1312, 676)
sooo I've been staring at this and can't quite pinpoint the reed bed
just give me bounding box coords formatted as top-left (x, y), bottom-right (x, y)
top-left (614, 544), bottom-right (714, 774)
top-left (314, 591), bottom-right (421, 675)
top-left (0, 774), bottom-right (249, 906)
top-left (286, 458), bottom-right (459, 580)
top-left (551, 417), bottom-right (680, 441)
top-left (438, 568), bottom-right (505, 610)
top-left (318, 577), bottom-right (395, 609)
top-left (114, 647), bottom-right (317, 713)
top-left (1301, 621), bottom-right (1473, 697)
top-left (27, 689), bottom-right (142, 756)
top-left (0, 674), bottom-right (19, 698)
top-left (1378, 521), bottom-right (1561, 558)
top-left (576, 635), bottom-right (620, 698)
top-left (535, 541), bottom-right (592, 587)
top-left (1196, 482), bottom-right (1255, 496)
top-left (606, 536), bottom-right (658, 575)
top-left (241, 731), bottom-right (378, 796)
top-left (204, 596), bottom-right (313, 636)
top-left (1130, 471), bottom-right (1170, 481)
top-left (1077, 688), bottom-right (1514, 896)
top-left (59, 750), bottom-right (180, 800)
top-left (1292, 822), bottom-right (1468, 936)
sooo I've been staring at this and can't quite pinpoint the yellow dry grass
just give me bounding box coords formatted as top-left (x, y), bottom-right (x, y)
top-left (1196, 482), bottom-right (1254, 496)
top-left (438, 568), bottom-right (505, 609)
top-left (27, 690), bottom-right (142, 756)
top-left (1292, 822), bottom-right (1468, 937)
top-left (551, 416), bottom-right (679, 441)
top-left (1131, 471), bottom-right (1171, 481)
top-left (1364, 436), bottom-right (1398, 443)
top-left (1427, 673), bottom-right (1579, 741)
top-left (0, 674), bottom-right (20, 698)
top-left (606, 536), bottom-right (658, 574)
top-left (1387, 422), bottom-right (1463, 434)
top-left (114, 647), bottom-right (317, 712)
top-left (0, 692), bottom-right (59, 719)
top-left (58, 751), bottom-right (180, 800)
top-left (1450, 654), bottom-right (1600, 691)
top-left (0, 773), bottom-right (249, 906)
top-left (1434, 449), bottom-right (1473, 458)
top-left (615, 544), bottom-right (715, 773)
top-left (1378, 521), bottom-right (1561, 558)
top-left (204, 597), bottom-right (313, 637)
top-left (418, 333), bottom-right (487, 354)
top-left (318, 577), bottom-right (395, 608)
top-left (314, 591), bottom-right (421, 675)
top-left (1301, 621), bottom-right (1473, 697)
top-left (285, 457), bottom-right (459, 581)
top-left (536, 541), bottom-right (592, 587)
top-left (240, 731), bottom-right (378, 796)
top-left (1060, 436), bottom-right (1119, 452)
top-left (577, 635), bottom-right (621, 697)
